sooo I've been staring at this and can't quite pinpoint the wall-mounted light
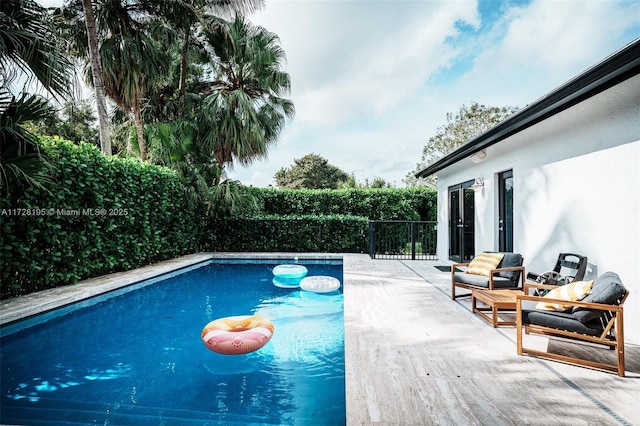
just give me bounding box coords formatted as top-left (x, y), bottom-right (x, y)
top-left (470, 150), bottom-right (487, 164)
top-left (472, 177), bottom-right (484, 191)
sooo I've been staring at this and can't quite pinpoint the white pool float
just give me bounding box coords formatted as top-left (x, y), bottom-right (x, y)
top-left (300, 276), bottom-right (341, 293)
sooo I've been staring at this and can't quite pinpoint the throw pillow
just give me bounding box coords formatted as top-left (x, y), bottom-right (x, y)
top-left (465, 252), bottom-right (504, 277)
top-left (536, 280), bottom-right (594, 312)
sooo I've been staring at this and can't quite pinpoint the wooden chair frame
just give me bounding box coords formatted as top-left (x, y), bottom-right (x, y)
top-left (451, 262), bottom-right (525, 300)
top-left (516, 282), bottom-right (629, 376)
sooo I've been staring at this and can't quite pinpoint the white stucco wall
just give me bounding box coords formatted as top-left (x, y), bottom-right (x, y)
top-left (435, 73), bottom-right (640, 344)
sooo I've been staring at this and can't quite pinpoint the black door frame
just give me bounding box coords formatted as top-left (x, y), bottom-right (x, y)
top-left (498, 170), bottom-right (514, 252)
top-left (448, 180), bottom-right (475, 262)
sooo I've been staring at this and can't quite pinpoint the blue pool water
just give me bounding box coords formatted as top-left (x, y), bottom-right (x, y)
top-left (0, 260), bottom-right (346, 425)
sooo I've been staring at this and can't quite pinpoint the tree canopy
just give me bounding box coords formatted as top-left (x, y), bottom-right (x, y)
top-left (404, 102), bottom-right (518, 186)
top-left (50, 1), bottom-right (293, 214)
top-left (275, 153), bottom-right (350, 189)
top-left (30, 99), bottom-right (99, 147)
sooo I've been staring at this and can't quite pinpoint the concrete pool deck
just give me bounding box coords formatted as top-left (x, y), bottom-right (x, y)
top-left (342, 254), bottom-right (640, 426)
top-left (2, 253), bottom-right (639, 425)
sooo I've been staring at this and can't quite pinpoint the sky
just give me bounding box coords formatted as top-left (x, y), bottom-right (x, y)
top-left (38, 0), bottom-right (640, 187)
top-left (232, 0), bottom-right (640, 187)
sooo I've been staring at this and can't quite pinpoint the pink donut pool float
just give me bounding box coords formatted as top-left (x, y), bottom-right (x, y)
top-left (201, 315), bottom-right (274, 355)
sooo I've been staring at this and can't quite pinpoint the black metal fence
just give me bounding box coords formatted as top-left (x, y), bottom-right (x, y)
top-left (368, 221), bottom-right (438, 260)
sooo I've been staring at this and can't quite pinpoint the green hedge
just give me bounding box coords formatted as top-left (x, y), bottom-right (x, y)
top-left (244, 187), bottom-right (436, 221)
top-left (0, 137), bottom-right (204, 298)
top-left (1, 138), bottom-right (436, 298)
top-left (208, 215), bottom-right (369, 253)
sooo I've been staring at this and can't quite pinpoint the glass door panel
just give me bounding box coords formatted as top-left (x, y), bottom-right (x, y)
top-left (449, 190), bottom-right (461, 261)
top-left (499, 170), bottom-right (514, 252)
top-left (463, 187), bottom-right (475, 261)
top-left (448, 181), bottom-right (475, 262)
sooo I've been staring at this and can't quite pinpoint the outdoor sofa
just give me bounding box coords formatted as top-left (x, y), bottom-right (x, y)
top-left (451, 252), bottom-right (525, 300)
top-left (516, 271), bottom-right (629, 376)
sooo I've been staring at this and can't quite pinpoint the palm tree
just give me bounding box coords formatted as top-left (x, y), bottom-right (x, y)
top-left (81, 0), bottom-right (112, 156)
top-left (144, 13), bottom-right (293, 192)
top-left (101, 36), bottom-right (167, 161)
top-left (97, 1), bottom-right (170, 161)
top-left (59, 0), bottom-right (168, 161)
top-left (0, 0), bottom-right (73, 190)
top-left (143, 0), bottom-right (264, 100)
top-left (194, 15), bottom-right (294, 182)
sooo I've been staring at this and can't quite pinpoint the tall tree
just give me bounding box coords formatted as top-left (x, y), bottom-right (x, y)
top-left (97, 1), bottom-right (169, 161)
top-left (182, 14), bottom-right (294, 183)
top-left (59, 0), bottom-right (168, 161)
top-left (81, 0), bottom-right (111, 155)
top-left (141, 0), bottom-right (264, 101)
top-left (404, 102), bottom-right (518, 186)
top-left (275, 154), bottom-right (349, 189)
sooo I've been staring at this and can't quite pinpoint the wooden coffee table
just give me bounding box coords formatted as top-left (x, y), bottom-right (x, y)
top-left (471, 289), bottom-right (524, 327)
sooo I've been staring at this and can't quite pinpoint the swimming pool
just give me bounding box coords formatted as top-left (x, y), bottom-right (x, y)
top-left (0, 260), bottom-right (346, 425)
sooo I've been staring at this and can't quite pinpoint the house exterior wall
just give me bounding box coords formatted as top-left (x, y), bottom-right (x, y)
top-left (434, 73), bottom-right (640, 344)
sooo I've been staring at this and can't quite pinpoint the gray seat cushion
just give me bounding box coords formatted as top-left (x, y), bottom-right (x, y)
top-left (456, 252), bottom-right (523, 288)
top-left (521, 300), bottom-right (605, 336)
top-left (572, 271), bottom-right (626, 323)
top-left (453, 271), bottom-right (515, 289)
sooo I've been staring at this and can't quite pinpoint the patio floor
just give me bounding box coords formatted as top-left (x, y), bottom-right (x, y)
top-left (344, 254), bottom-right (640, 426)
top-left (2, 253), bottom-right (638, 425)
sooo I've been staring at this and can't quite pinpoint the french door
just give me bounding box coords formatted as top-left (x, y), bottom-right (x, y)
top-left (449, 180), bottom-right (475, 262)
top-left (498, 170), bottom-right (514, 252)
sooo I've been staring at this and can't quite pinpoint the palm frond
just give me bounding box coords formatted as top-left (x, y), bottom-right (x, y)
top-left (0, 0), bottom-right (73, 99)
top-left (0, 91), bottom-right (56, 192)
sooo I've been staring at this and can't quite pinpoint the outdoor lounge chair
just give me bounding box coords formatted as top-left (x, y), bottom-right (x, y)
top-left (526, 252), bottom-right (588, 286)
top-left (516, 271), bottom-right (629, 376)
top-left (451, 252), bottom-right (525, 299)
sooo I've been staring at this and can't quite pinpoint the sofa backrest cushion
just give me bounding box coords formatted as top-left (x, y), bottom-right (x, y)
top-left (497, 253), bottom-right (523, 282)
top-left (572, 271), bottom-right (627, 323)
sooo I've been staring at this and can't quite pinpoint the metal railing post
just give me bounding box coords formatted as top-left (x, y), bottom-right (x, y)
top-left (368, 221), bottom-right (376, 259)
top-left (411, 221), bottom-right (416, 260)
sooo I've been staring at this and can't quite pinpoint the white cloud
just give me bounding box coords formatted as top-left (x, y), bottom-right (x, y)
top-left (253, 1), bottom-right (480, 129)
top-left (233, 0), bottom-right (639, 186)
top-left (453, 0), bottom-right (640, 107)
top-left (233, 0), bottom-right (486, 186)
top-left (500, 1), bottom-right (637, 69)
